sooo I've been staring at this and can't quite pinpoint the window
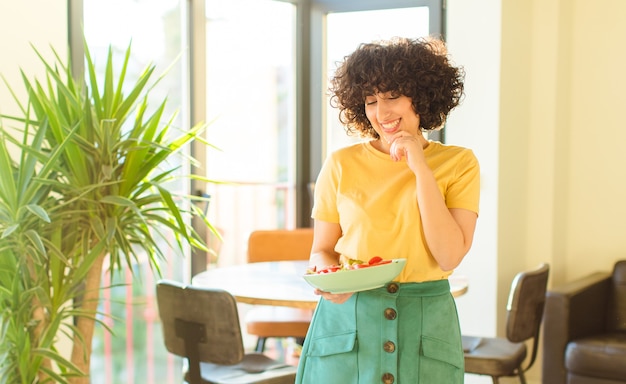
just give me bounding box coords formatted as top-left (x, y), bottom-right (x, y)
top-left (201, 0), bottom-right (444, 265)
top-left (80, 1), bottom-right (187, 382)
top-left (204, 0), bottom-right (298, 266)
top-left (75, 0), bottom-right (442, 381)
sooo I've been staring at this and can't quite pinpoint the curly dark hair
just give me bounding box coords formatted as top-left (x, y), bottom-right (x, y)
top-left (329, 36), bottom-right (465, 139)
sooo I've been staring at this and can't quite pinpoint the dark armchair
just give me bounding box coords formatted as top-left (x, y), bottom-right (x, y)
top-left (542, 260), bottom-right (626, 384)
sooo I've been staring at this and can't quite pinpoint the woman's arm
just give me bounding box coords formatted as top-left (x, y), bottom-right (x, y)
top-left (309, 219), bottom-right (354, 304)
top-left (309, 219), bottom-right (342, 268)
top-left (390, 135), bottom-right (478, 271)
top-left (410, 154), bottom-right (477, 271)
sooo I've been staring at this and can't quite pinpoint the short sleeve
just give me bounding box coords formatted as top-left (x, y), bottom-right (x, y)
top-left (311, 153), bottom-right (341, 223)
top-left (445, 149), bottom-right (480, 214)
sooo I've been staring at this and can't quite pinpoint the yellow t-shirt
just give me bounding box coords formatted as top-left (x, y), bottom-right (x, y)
top-left (312, 140), bottom-right (480, 282)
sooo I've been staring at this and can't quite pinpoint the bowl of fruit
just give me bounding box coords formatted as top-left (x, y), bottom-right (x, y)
top-left (302, 256), bottom-right (406, 294)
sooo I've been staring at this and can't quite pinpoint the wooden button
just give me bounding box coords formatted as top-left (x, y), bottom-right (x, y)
top-left (381, 372), bottom-right (395, 384)
top-left (383, 341), bottom-right (396, 353)
top-left (386, 283), bottom-right (399, 293)
top-left (384, 308), bottom-right (397, 320)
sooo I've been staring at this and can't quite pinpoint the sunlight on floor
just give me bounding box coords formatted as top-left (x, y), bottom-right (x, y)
top-left (464, 374), bottom-right (541, 384)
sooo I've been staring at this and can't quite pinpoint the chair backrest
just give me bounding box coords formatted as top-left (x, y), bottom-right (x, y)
top-left (247, 228), bottom-right (314, 263)
top-left (506, 263), bottom-right (550, 342)
top-left (156, 279), bottom-right (245, 366)
top-left (505, 263), bottom-right (550, 371)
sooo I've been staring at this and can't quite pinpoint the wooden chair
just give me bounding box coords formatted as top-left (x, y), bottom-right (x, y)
top-left (155, 279), bottom-right (297, 384)
top-left (462, 263), bottom-right (550, 384)
top-left (245, 228), bottom-right (314, 352)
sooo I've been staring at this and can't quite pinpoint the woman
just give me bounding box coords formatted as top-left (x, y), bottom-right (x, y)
top-left (296, 37), bottom-right (480, 383)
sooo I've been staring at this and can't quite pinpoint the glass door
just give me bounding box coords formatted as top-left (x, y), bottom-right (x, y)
top-left (204, 0), bottom-right (297, 266)
top-left (200, 1), bottom-right (441, 258)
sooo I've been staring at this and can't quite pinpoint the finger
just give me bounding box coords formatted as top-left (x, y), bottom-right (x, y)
top-left (390, 141), bottom-right (403, 161)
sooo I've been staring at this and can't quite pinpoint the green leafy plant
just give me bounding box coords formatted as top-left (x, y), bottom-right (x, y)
top-left (0, 42), bottom-right (216, 383)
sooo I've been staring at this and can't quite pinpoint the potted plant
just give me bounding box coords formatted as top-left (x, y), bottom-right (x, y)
top-left (0, 42), bottom-right (216, 383)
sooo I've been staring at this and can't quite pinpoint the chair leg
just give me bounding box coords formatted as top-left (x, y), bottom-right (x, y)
top-left (255, 337), bottom-right (267, 352)
top-left (518, 369), bottom-right (527, 384)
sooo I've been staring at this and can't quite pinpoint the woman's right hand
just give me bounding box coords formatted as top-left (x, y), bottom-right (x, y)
top-left (315, 289), bottom-right (353, 304)
top-left (309, 220), bottom-right (352, 303)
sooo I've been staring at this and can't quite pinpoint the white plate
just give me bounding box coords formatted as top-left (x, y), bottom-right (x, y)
top-left (302, 258), bottom-right (407, 294)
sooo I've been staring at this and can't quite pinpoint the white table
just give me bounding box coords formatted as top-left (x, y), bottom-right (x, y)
top-left (192, 261), bottom-right (469, 310)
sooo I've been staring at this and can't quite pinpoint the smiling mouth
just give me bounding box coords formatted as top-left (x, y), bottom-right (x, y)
top-left (380, 119), bottom-right (400, 132)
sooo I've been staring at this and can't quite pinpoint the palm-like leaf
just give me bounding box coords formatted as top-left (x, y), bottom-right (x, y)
top-left (0, 41), bottom-right (213, 383)
top-left (0, 118), bottom-right (81, 383)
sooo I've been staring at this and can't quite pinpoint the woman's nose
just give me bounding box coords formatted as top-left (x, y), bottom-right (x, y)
top-left (376, 101), bottom-right (390, 119)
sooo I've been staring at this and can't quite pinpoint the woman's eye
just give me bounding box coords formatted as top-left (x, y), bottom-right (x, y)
top-left (365, 99), bottom-right (377, 106)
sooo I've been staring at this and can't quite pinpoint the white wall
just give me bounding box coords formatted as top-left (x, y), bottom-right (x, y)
top-left (562, 1), bottom-right (626, 278)
top-left (0, 0), bottom-right (67, 117)
top-left (446, 0), bottom-right (501, 340)
top-left (447, 1), bottom-right (626, 383)
top-left (446, 1), bottom-right (503, 382)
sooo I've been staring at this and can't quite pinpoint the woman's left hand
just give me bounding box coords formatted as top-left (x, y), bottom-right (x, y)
top-left (387, 133), bottom-right (426, 172)
top-left (315, 288), bottom-right (353, 304)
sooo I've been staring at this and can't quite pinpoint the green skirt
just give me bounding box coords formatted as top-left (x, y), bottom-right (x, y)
top-left (295, 280), bottom-right (464, 384)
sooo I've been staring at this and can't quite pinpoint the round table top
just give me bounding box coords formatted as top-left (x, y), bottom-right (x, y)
top-left (192, 260), bottom-right (468, 310)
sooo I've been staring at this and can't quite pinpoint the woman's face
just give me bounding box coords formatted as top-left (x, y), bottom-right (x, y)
top-left (364, 92), bottom-right (420, 146)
